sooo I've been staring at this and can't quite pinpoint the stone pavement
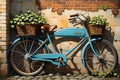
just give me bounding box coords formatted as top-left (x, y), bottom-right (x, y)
top-left (5, 73), bottom-right (120, 80)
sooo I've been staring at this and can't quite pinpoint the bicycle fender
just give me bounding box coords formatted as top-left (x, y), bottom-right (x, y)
top-left (81, 38), bottom-right (101, 67)
top-left (7, 37), bottom-right (21, 55)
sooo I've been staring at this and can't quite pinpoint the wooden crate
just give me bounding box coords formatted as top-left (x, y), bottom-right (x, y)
top-left (87, 25), bottom-right (104, 36)
top-left (16, 24), bottom-right (42, 36)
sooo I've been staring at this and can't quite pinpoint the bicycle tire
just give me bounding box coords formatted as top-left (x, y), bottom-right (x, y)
top-left (10, 37), bottom-right (47, 76)
top-left (84, 39), bottom-right (118, 76)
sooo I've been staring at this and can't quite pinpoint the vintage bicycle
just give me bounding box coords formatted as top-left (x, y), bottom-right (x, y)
top-left (8, 13), bottom-right (118, 76)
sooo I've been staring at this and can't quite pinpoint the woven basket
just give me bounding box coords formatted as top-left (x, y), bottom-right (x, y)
top-left (87, 25), bottom-right (104, 36)
top-left (16, 24), bottom-right (42, 36)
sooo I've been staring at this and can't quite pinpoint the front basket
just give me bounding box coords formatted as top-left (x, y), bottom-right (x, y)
top-left (87, 25), bottom-right (104, 36)
top-left (16, 24), bottom-right (42, 36)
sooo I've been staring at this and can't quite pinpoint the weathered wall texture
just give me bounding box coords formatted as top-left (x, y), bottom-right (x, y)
top-left (0, 0), bottom-right (119, 75)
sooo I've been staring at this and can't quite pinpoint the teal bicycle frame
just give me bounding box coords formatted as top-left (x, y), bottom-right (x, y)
top-left (27, 23), bottom-right (101, 67)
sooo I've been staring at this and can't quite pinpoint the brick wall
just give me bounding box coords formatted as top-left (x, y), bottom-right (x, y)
top-left (38, 0), bottom-right (120, 15)
top-left (0, 0), bottom-right (9, 75)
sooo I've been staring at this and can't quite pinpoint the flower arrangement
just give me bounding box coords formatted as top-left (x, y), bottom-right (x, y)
top-left (10, 10), bottom-right (47, 28)
top-left (88, 15), bottom-right (109, 36)
top-left (89, 15), bottom-right (109, 27)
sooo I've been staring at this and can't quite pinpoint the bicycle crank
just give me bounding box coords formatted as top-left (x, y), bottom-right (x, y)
top-left (55, 57), bottom-right (66, 68)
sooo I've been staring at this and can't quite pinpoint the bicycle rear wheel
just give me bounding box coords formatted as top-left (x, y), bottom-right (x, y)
top-left (85, 39), bottom-right (118, 76)
top-left (10, 37), bottom-right (47, 76)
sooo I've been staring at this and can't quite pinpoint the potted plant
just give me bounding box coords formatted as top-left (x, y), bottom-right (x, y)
top-left (88, 15), bottom-right (109, 36)
top-left (10, 10), bottom-right (47, 36)
top-left (99, 5), bottom-right (109, 11)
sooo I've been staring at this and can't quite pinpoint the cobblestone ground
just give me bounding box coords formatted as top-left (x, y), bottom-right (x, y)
top-left (5, 73), bottom-right (120, 80)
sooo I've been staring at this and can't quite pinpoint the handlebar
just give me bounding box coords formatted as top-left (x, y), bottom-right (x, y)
top-left (69, 13), bottom-right (90, 26)
top-left (70, 13), bottom-right (79, 17)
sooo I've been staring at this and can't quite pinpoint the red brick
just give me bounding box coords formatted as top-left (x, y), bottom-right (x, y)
top-left (37, 0), bottom-right (120, 14)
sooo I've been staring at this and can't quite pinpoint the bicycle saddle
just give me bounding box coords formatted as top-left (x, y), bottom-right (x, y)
top-left (41, 24), bottom-right (57, 32)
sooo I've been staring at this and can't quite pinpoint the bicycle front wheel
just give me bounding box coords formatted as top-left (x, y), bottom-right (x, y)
top-left (10, 37), bottom-right (48, 76)
top-left (85, 39), bottom-right (118, 76)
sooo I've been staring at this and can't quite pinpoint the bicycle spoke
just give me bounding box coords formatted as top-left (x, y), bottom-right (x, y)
top-left (32, 45), bottom-right (43, 55)
top-left (13, 59), bottom-right (24, 70)
top-left (105, 60), bottom-right (114, 67)
top-left (18, 42), bottom-right (27, 53)
top-left (22, 38), bottom-right (28, 53)
top-left (29, 39), bottom-right (35, 53)
top-left (97, 64), bottom-right (101, 71)
top-left (10, 50), bottom-right (25, 56)
top-left (99, 43), bottom-right (105, 55)
top-left (95, 42), bottom-right (101, 55)
top-left (30, 63), bottom-right (35, 72)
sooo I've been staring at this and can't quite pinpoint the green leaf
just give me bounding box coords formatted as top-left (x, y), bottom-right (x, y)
top-left (10, 21), bottom-right (13, 24)
top-left (10, 25), bottom-right (15, 28)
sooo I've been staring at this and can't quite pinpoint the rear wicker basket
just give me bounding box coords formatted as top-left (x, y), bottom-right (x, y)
top-left (87, 25), bottom-right (104, 36)
top-left (16, 24), bottom-right (42, 36)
